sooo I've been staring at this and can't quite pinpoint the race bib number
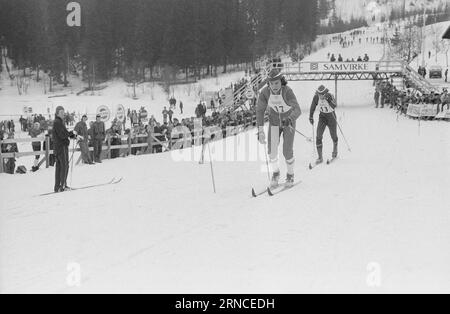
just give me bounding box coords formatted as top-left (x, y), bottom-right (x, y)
top-left (268, 95), bottom-right (291, 113)
top-left (319, 98), bottom-right (334, 113)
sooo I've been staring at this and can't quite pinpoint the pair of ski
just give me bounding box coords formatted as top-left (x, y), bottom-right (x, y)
top-left (309, 157), bottom-right (338, 170)
top-left (38, 177), bottom-right (123, 197)
top-left (252, 181), bottom-right (301, 198)
top-left (252, 157), bottom-right (338, 197)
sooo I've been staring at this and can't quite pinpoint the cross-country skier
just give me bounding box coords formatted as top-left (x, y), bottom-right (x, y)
top-left (256, 68), bottom-right (302, 188)
top-left (309, 85), bottom-right (338, 165)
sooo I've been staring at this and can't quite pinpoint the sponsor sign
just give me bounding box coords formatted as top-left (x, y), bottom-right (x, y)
top-left (140, 109), bottom-right (148, 122)
top-left (245, 88), bottom-right (255, 100)
top-left (116, 104), bottom-right (126, 121)
top-left (96, 105), bottom-right (111, 122)
top-left (301, 62), bottom-right (378, 73)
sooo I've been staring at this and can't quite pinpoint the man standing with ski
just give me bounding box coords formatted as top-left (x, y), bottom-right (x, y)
top-left (52, 106), bottom-right (80, 193)
top-left (256, 68), bottom-right (302, 189)
top-left (309, 85), bottom-right (338, 166)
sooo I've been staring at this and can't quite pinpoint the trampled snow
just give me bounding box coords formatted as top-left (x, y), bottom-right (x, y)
top-left (0, 24), bottom-right (449, 294)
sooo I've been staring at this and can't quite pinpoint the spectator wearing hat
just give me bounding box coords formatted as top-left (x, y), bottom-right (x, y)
top-left (52, 106), bottom-right (79, 192)
top-left (74, 115), bottom-right (93, 165)
top-left (108, 121), bottom-right (122, 159)
top-left (1, 131), bottom-right (18, 174)
top-left (29, 122), bottom-right (43, 171)
top-left (92, 114), bottom-right (106, 163)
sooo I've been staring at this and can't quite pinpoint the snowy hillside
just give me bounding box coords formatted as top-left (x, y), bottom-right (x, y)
top-left (334, 0), bottom-right (450, 22)
top-left (0, 66), bottom-right (245, 123)
top-left (1, 28), bottom-right (449, 293)
top-left (411, 20), bottom-right (450, 68)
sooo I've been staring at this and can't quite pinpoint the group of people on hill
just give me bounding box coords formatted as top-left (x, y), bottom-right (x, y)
top-left (374, 80), bottom-right (450, 118)
top-left (328, 53), bottom-right (370, 63)
top-left (0, 120), bottom-right (15, 134)
top-left (233, 77), bottom-right (250, 93)
top-left (329, 29), bottom-right (383, 48)
top-left (18, 112), bottom-right (75, 133)
top-left (0, 129), bottom-right (18, 174)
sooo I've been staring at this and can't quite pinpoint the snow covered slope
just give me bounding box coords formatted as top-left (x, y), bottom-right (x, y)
top-left (0, 66), bottom-right (245, 122)
top-left (1, 30), bottom-right (449, 293)
top-left (334, 0), bottom-right (450, 23)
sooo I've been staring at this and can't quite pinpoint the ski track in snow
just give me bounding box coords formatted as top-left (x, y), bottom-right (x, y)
top-left (1, 24), bottom-right (450, 294)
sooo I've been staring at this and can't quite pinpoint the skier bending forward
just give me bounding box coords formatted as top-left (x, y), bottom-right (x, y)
top-left (256, 69), bottom-right (302, 188)
top-left (309, 85), bottom-right (338, 164)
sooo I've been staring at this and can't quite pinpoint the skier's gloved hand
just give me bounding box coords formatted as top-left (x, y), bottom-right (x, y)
top-left (257, 130), bottom-right (266, 145)
top-left (282, 117), bottom-right (293, 128)
top-left (77, 135), bottom-right (84, 141)
top-left (309, 117), bottom-right (314, 125)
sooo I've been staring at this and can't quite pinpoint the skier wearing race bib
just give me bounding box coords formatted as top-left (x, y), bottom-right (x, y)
top-left (256, 69), bottom-right (302, 188)
top-left (309, 85), bottom-right (338, 164)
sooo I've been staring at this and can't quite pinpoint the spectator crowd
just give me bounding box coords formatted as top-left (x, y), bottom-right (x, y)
top-left (328, 53), bottom-right (370, 63)
top-left (1, 76), bottom-right (261, 175)
top-left (374, 80), bottom-right (450, 118)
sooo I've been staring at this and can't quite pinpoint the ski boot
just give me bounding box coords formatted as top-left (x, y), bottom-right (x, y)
top-left (315, 145), bottom-right (324, 165)
top-left (270, 171), bottom-right (280, 189)
top-left (332, 142), bottom-right (338, 159)
top-left (285, 174), bottom-right (295, 188)
top-left (62, 185), bottom-right (73, 192)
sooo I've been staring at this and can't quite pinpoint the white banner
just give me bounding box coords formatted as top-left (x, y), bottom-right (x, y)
top-left (406, 104), bottom-right (438, 118)
top-left (300, 62), bottom-right (378, 73)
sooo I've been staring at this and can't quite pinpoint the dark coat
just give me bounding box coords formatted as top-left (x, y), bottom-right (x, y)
top-left (74, 121), bottom-right (89, 140)
top-left (92, 121), bottom-right (106, 141)
top-left (52, 116), bottom-right (74, 153)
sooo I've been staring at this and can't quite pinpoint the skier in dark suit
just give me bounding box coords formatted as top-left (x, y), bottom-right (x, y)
top-left (310, 85), bottom-right (339, 165)
top-left (52, 106), bottom-right (79, 192)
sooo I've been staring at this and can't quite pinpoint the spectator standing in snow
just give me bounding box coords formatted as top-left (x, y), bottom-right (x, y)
top-left (168, 108), bottom-right (174, 124)
top-left (162, 107), bottom-right (169, 124)
top-left (92, 115), bottom-right (106, 163)
top-left (74, 115), bottom-right (93, 165)
top-left (29, 122), bottom-right (43, 170)
top-left (1, 132), bottom-right (18, 174)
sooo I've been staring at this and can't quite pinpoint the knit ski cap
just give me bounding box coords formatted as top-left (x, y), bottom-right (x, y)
top-left (267, 68), bottom-right (283, 82)
top-left (55, 106), bottom-right (65, 114)
top-left (317, 85), bottom-right (329, 95)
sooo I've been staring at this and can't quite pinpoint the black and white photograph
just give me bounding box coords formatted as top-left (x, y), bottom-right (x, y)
top-left (0, 0), bottom-right (449, 297)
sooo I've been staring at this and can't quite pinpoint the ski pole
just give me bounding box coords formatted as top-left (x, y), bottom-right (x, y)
top-left (69, 140), bottom-right (78, 188)
top-left (311, 123), bottom-right (316, 159)
top-left (263, 142), bottom-right (271, 182)
top-left (207, 140), bottom-right (216, 193)
top-left (332, 113), bottom-right (352, 152)
top-left (288, 126), bottom-right (313, 142)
